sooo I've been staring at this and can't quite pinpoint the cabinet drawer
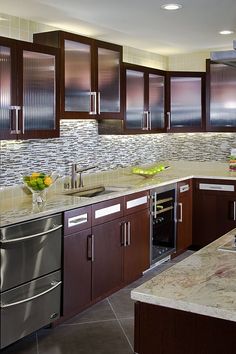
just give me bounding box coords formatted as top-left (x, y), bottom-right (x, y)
top-left (64, 206), bottom-right (92, 235)
top-left (124, 191), bottom-right (150, 216)
top-left (195, 179), bottom-right (236, 194)
top-left (92, 197), bottom-right (124, 226)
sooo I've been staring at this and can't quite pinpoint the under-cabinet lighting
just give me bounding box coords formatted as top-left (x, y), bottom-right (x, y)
top-left (0, 15), bottom-right (9, 21)
top-left (219, 30), bottom-right (234, 35)
top-left (161, 3), bottom-right (183, 10)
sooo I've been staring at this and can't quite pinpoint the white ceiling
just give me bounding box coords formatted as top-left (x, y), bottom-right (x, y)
top-left (0, 0), bottom-right (236, 55)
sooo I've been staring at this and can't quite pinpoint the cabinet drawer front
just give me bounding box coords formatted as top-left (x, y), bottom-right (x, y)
top-left (124, 191), bottom-right (149, 215)
top-left (195, 179), bottom-right (236, 194)
top-left (92, 197), bottom-right (124, 225)
top-left (64, 206), bottom-right (92, 235)
top-left (199, 183), bottom-right (234, 192)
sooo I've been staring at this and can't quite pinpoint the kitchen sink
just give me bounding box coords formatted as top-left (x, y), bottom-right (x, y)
top-left (218, 239), bottom-right (236, 253)
top-left (62, 185), bottom-right (128, 198)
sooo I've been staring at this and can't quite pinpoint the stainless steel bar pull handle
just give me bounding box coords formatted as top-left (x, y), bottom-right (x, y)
top-left (127, 221), bottom-right (131, 246)
top-left (123, 222), bottom-right (127, 247)
top-left (178, 203), bottom-right (183, 222)
top-left (0, 224), bottom-right (62, 244)
top-left (0, 281), bottom-right (62, 308)
top-left (9, 105), bottom-right (21, 134)
top-left (154, 192), bottom-right (157, 219)
top-left (233, 201), bottom-right (236, 221)
top-left (149, 111), bottom-right (152, 131)
top-left (167, 112), bottom-right (171, 130)
top-left (97, 91), bottom-right (101, 115)
top-left (142, 111), bottom-right (149, 130)
top-left (89, 92), bottom-right (97, 115)
top-left (91, 234), bottom-right (95, 262)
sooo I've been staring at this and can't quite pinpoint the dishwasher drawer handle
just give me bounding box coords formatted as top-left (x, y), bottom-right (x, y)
top-left (0, 224), bottom-right (62, 244)
top-left (0, 280), bottom-right (62, 308)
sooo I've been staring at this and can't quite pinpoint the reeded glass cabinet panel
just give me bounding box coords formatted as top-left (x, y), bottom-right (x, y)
top-left (23, 50), bottom-right (56, 130)
top-left (149, 74), bottom-right (165, 129)
top-left (210, 63), bottom-right (236, 127)
top-left (170, 77), bottom-right (202, 127)
top-left (64, 40), bottom-right (92, 112)
top-left (126, 70), bottom-right (145, 129)
top-left (0, 46), bottom-right (11, 133)
top-left (98, 47), bottom-right (120, 113)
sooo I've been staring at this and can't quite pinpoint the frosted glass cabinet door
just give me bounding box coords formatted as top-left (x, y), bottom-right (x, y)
top-left (0, 46), bottom-right (14, 139)
top-left (23, 50), bottom-right (56, 132)
top-left (126, 70), bottom-right (145, 130)
top-left (64, 40), bottom-right (92, 113)
top-left (210, 63), bottom-right (236, 128)
top-left (98, 47), bottom-right (120, 114)
top-left (170, 76), bottom-right (202, 128)
top-left (149, 74), bottom-right (165, 129)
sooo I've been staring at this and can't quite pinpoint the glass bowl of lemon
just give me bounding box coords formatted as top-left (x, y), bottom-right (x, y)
top-left (23, 172), bottom-right (58, 207)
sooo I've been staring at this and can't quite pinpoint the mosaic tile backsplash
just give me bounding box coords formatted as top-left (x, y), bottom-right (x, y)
top-left (0, 120), bottom-right (236, 187)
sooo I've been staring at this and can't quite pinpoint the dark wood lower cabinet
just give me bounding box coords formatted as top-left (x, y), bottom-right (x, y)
top-left (193, 179), bottom-right (236, 247)
top-left (92, 219), bottom-right (123, 300)
top-left (135, 302), bottom-right (236, 354)
top-left (63, 228), bottom-right (92, 317)
top-left (123, 209), bottom-right (150, 283)
top-left (176, 180), bottom-right (192, 252)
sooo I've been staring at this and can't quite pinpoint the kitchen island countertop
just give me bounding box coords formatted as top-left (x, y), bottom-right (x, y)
top-left (131, 228), bottom-right (236, 322)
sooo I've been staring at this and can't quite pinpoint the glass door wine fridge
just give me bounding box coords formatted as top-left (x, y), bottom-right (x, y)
top-left (150, 183), bottom-right (177, 264)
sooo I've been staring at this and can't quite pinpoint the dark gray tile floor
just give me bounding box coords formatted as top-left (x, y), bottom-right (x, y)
top-left (1, 251), bottom-right (193, 354)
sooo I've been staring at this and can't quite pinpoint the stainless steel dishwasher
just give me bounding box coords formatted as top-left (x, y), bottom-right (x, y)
top-left (0, 213), bottom-right (62, 349)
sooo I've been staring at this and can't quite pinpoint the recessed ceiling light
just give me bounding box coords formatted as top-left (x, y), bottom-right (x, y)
top-left (161, 3), bottom-right (183, 10)
top-left (219, 30), bottom-right (234, 35)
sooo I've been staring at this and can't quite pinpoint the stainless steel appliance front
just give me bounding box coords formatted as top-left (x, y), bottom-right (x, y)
top-left (0, 213), bottom-right (62, 349)
top-left (0, 214), bottom-right (62, 292)
top-left (0, 270), bottom-right (61, 349)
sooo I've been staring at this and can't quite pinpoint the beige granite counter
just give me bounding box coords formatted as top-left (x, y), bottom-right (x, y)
top-left (0, 160), bottom-right (235, 227)
top-left (131, 228), bottom-right (236, 322)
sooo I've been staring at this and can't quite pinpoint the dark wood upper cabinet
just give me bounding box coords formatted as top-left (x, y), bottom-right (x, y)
top-left (206, 59), bottom-right (236, 132)
top-left (124, 63), bottom-right (166, 133)
top-left (0, 36), bottom-right (59, 140)
top-left (33, 31), bottom-right (123, 120)
top-left (166, 71), bottom-right (206, 132)
top-left (98, 63), bottom-right (166, 134)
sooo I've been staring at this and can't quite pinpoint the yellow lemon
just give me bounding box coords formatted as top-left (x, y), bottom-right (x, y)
top-left (44, 176), bottom-right (52, 186)
top-left (31, 172), bottom-right (40, 179)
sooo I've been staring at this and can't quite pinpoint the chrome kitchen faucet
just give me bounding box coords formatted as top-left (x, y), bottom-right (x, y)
top-left (71, 164), bottom-right (97, 189)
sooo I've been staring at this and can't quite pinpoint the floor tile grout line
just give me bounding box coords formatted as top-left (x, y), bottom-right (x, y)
top-left (60, 318), bottom-right (118, 326)
top-left (107, 297), bottom-right (134, 352)
top-left (36, 331), bottom-right (39, 354)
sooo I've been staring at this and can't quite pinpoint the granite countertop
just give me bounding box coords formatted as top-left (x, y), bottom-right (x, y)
top-left (0, 160), bottom-right (236, 227)
top-left (131, 228), bottom-right (236, 322)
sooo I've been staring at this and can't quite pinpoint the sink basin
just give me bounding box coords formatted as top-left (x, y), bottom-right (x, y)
top-left (218, 239), bottom-right (236, 253)
top-left (62, 185), bottom-right (128, 198)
